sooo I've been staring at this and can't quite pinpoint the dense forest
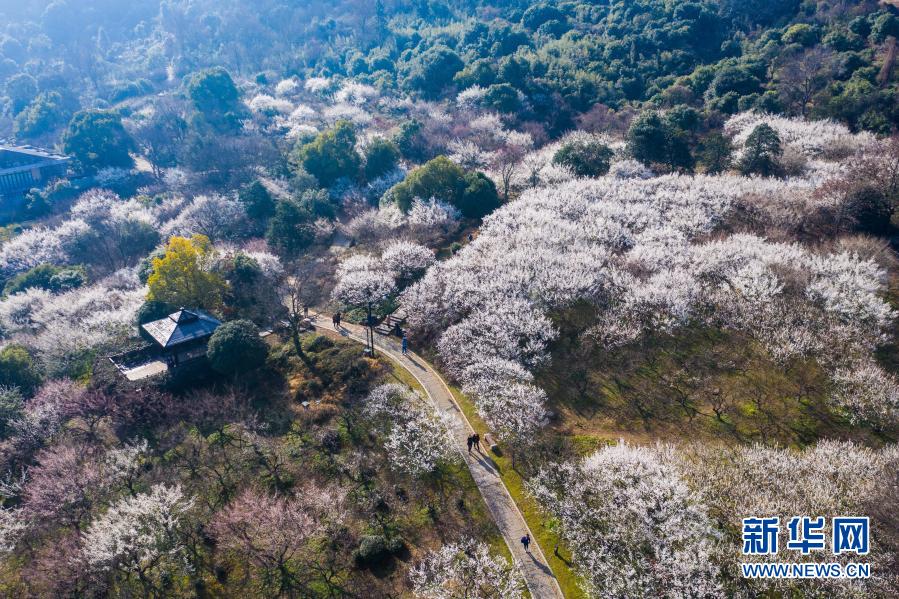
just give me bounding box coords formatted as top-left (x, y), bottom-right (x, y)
top-left (2, 0), bottom-right (899, 144)
top-left (1, 1), bottom-right (899, 598)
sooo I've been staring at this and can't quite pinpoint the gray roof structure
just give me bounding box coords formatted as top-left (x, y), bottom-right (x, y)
top-left (0, 145), bottom-right (70, 176)
top-left (141, 309), bottom-right (221, 349)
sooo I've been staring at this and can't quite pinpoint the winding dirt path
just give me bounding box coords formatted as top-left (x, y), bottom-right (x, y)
top-left (313, 315), bottom-right (564, 599)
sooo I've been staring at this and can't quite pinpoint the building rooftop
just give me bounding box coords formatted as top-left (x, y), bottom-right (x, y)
top-left (0, 145), bottom-right (71, 177)
top-left (141, 309), bottom-right (222, 349)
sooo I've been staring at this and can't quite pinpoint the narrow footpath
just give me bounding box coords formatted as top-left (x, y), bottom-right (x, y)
top-left (312, 315), bottom-right (564, 599)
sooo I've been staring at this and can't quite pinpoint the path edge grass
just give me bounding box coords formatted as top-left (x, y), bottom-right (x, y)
top-left (446, 385), bottom-right (586, 599)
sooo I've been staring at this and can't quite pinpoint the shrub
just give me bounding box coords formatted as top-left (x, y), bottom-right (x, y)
top-left (402, 45), bottom-right (464, 98)
top-left (553, 139), bottom-right (615, 178)
top-left (354, 534), bottom-right (403, 567)
top-left (296, 378), bottom-right (324, 400)
top-left (265, 199), bottom-right (317, 257)
top-left (238, 180), bottom-right (275, 220)
top-left (389, 157), bottom-right (500, 218)
top-left (304, 335), bottom-right (335, 353)
top-left (109, 79), bottom-right (154, 103)
top-left (782, 24), bottom-right (820, 47)
top-left (483, 83), bottom-right (520, 113)
top-left (627, 111), bottom-right (694, 171)
top-left (63, 110), bottom-right (135, 175)
top-left (0, 344), bottom-right (41, 396)
top-left (185, 66), bottom-right (243, 131)
top-left (739, 123), bottom-right (783, 177)
top-left (206, 320), bottom-right (269, 375)
top-left (291, 120), bottom-right (361, 187)
top-left (364, 138), bottom-right (400, 181)
top-left (14, 91), bottom-right (70, 139)
top-left (4, 264), bottom-right (86, 296)
top-left (458, 172), bottom-right (501, 219)
top-left (0, 386), bottom-right (23, 439)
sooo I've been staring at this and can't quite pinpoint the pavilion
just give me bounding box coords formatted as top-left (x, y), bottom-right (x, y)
top-left (141, 308), bottom-right (222, 368)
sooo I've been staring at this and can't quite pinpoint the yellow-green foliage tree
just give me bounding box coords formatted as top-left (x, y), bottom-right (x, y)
top-left (147, 235), bottom-right (225, 310)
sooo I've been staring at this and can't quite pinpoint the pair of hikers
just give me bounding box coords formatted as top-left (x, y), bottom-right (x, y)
top-left (466, 433), bottom-right (481, 454)
top-left (331, 312), bottom-right (341, 329)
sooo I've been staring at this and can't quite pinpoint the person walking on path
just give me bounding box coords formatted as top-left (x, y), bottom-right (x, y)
top-left (401, 332), bottom-right (408, 355)
top-left (333, 312), bottom-right (341, 330)
top-left (521, 533), bottom-right (531, 553)
top-left (472, 433), bottom-right (481, 453)
top-left (467, 435), bottom-right (474, 453)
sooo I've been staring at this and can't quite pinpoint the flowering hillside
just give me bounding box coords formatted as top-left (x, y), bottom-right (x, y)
top-left (1, 0), bottom-right (899, 594)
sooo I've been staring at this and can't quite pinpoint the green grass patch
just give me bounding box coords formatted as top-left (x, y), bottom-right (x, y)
top-left (539, 319), bottom-right (897, 449)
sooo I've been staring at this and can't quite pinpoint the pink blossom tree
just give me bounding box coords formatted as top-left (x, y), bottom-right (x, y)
top-left (210, 485), bottom-right (346, 596)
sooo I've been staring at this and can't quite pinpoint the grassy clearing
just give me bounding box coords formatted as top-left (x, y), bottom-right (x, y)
top-left (447, 386), bottom-right (586, 599)
top-left (540, 316), bottom-right (898, 449)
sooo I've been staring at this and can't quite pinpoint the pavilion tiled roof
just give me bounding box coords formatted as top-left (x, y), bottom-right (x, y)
top-left (141, 309), bottom-right (221, 349)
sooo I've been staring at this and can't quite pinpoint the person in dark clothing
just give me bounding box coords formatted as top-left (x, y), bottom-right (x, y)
top-left (303, 305), bottom-right (309, 318)
top-left (333, 312), bottom-right (341, 329)
top-left (467, 435), bottom-right (474, 453)
top-left (401, 333), bottom-right (408, 355)
top-left (521, 533), bottom-right (531, 552)
top-left (472, 433), bottom-right (481, 453)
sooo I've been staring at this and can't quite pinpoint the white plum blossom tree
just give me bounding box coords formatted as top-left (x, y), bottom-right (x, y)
top-left (609, 158), bottom-right (654, 179)
top-left (334, 81), bottom-right (378, 106)
top-left (0, 220), bottom-right (90, 278)
top-left (332, 254), bottom-right (396, 353)
top-left (529, 443), bottom-right (723, 598)
top-left (331, 265), bottom-right (395, 308)
top-left (448, 139), bottom-right (494, 171)
top-left (455, 85), bottom-right (488, 110)
top-left (401, 164), bottom-right (898, 429)
top-left (410, 537), bottom-right (525, 599)
top-left (210, 485), bottom-right (345, 596)
top-left (274, 78), bottom-right (300, 97)
top-left (364, 384), bottom-right (456, 477)
top-left (725, 111), bottom-right (875, 161)
top-left (407, 198), bottom-right (460, 241)
top-left (163, 194), bottom-right (249, 241)
top-left (304, 77), bottom-right (332, 95)
top-left (81, 484), bottom-right (193, 576)
top-left (831, 360), bottom-right (899, 425)
top-left (682, 440), bottom-right (899, 597)
top-left (380, 241), bottom-right (435, 284)
top-left (247, 94), bottom-right (294, 116)
top-left (0, 269), bottom-right (145, 376)
top-left (0, 508), bottom-right (27, 555)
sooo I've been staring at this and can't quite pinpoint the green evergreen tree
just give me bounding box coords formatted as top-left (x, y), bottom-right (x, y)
top-left (291, 120), bottom-right (361, 187)
top-left (207, 320), bottom-right (269, 375)
top-left (62, 110), bottom-right (135, 175)
top-left (739, 123), bottom-right (783, 177)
